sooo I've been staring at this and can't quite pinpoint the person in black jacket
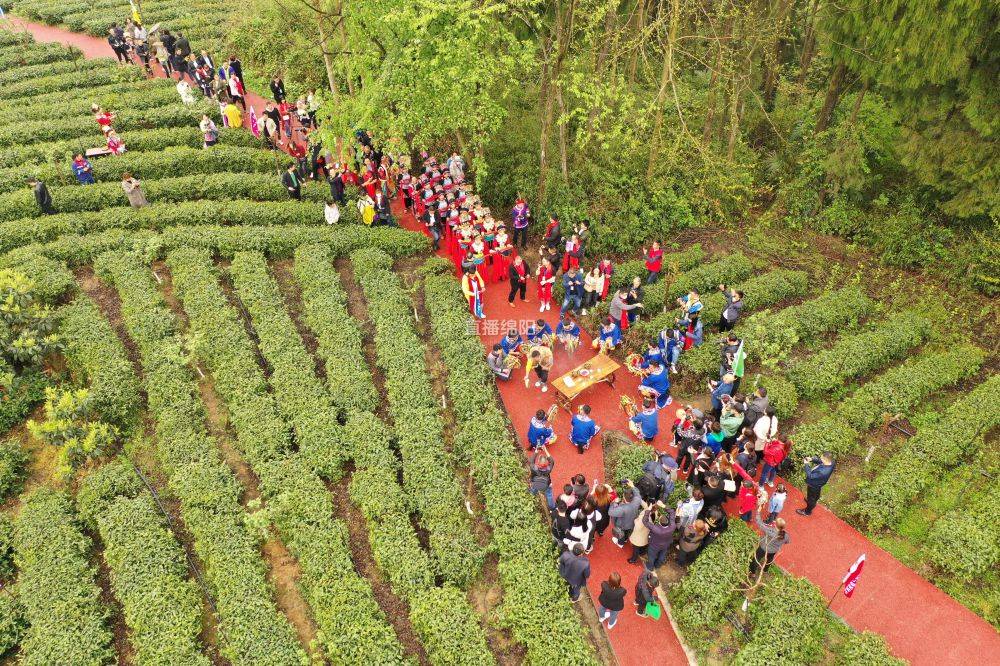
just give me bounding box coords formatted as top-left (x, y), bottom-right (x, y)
top-left (174, 32), bottom-right (191, 58)
top-left (270, 75), bottom-right (286, 103)
top-left (169, 50), bottom-right (188, 81)
top-left (558, 543), bottom-right (591, 602)
top-left (160, 29), bottom-right (175, 55)
top-left (281, 166), bottom-right (301, 200)
top-left (263, 102), bottom-right (281, 141)
top-left (797, 452), bottom-right (836, 516)
top-left (634, 570), bottom-right (659, 617)
top-left (107, 27), bottom-right (128, 63)
top-left (507, 255), bottom-right (530, 306)
top-left (328, 168), bottom-right (345, 204)
top-left (28, 178), bottom-right (55, 215)
top-left (597, 573), bottom-right (627, 629)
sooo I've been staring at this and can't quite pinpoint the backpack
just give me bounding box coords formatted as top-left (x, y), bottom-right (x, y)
top-left (635, 472), bottom-right (664, 503)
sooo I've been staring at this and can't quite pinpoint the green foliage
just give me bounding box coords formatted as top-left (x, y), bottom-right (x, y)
top-left (291, 244), bottom-right (377, 415)
top-left (58, 297), bottom-right (142, 430)
top-left (666, 253), bottom-right (754, 303)
top-left (792, 344), bottom-right (986, 459)
top-left (14, 488), bottom-right (115, 666)
top-left (668, 521), bottom-right (757, 652)
top-left (0, 371), bottom-right (47, 435)
top-left (0, 269), bottom-right (60, 390)
top-left (2, 62), bottom-right (143, 100)
top-left (28, 387), bottom-right (119, 480)
top-left (352, 248), bottom-right (485, 587)
top-left (410, 586), bottom-right (496, 666)
top-left (0, 513), bottom-right (15, 582)
top-left (734, 575), bottom-right (828, 665)
top-left (95, 251), bottom-right (308, 666)
top-left (787, 311), bottom-right (932, 399)
top-left (0, 254), bottom-right (74, 303)
top-left (0, 439), bottom-right (27, 503)
top-left (606, 440), bottom-right (653, 483)
top-left (422, 268), bottom-right (598, 664)
top-left (0, 590), bottom-right (25, 659)
top-left (0, 145), bottom-right (287, 195)
top-left (754, 375), bottom-right (799, 422)
top-left (77, 460), bottom-right (209, 666)
top-left (839, 631), bottom-right (905, 665)
top-left (853, 374), bottom-right (1000, 530)
top-left (925, 482), bottom-right (1000, 578)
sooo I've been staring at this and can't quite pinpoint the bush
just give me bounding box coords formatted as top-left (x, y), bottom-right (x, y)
top-left (58, 298), bottom-right (142, 430)
top-left (352, 248), bottom-right (485, 587)
top-left (0, 254), bottom-right (74, 303)
top-left (666, 252), bottom-right (754, 303)
top-left (3, 63), bottom-right (142, 100)
top-left (754, 375), bottom-right (799, 421)
top-left (0, 371), bottom-right (47, 435)
top-left (606, 440), bottom-right (653, 483)
top-left (0, 591), bottom-right (25, 659)
top-left (839, 631), bottom-right (905, 665)
top-left (852, 374), bottom-right (1000, 530)
top-left (423, 268), bottom-right (598, 664)
top-left (734, 575), bottom-right (829, 665)
top-left (410, 586), bottom-right (495, 666)
top-left (924, 482), bottom-right (1000, 578)
top-left (788, 311), bottom-right (932, 399)
top-left (0, 513), bottom-right (15, 582)
top-left (14, 488), bottom-right (115, 666)
top-left (291, 244), bottom-right (377, 414)
top-left (0, 440), bottom-right (27, 504)
top-left (77, 461), bottom-right (209, 666)
top-left (94, 251), bottom-right (308, 666)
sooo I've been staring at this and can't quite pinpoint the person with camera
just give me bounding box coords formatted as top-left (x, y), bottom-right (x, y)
top-left (609, 482), bottom-right (643, 548)
top-left (718, 284), bottom-right (744, 331)
top-left (796, 452), bottom-right (836, 516)
top-left (558, 543), bottom-right (590, 602)
top-left (642, 501), bottom-right (677, 570)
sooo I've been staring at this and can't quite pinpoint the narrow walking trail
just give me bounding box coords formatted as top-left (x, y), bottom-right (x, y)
top-left (8, 15), bottom-right (999, 666)
top-left (395, 207), bottom-right (1000, 666)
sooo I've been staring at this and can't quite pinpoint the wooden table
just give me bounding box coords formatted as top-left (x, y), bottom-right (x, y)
top-left (552, 353), bottom-right (620, 412)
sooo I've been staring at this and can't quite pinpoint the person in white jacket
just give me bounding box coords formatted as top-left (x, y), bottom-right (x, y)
top-left (753, 406), bottom-right (778, 452)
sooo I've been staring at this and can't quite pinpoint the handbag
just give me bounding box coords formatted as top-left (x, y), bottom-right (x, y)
top-left (644, 601), bottom-right (662, 620)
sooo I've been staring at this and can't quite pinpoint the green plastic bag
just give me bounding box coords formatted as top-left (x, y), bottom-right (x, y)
top-left (645, 601), bottom-right (662, 620)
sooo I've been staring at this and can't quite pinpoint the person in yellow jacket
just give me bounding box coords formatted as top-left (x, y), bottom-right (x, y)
top-left (357, 194), bottom-right (376, 226)
top-left (223, 102), bottom-right (243, 129)
top-left (524, 344), bottom-right (554, 392)
top-left (462, 267), bottom-right (486, 319)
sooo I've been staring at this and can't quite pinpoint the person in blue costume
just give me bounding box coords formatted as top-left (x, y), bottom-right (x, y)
top-left (593, 316), bottom-right (621, 352)
top-left (640, 340), bottom-right (664, 369)
top-left (570, 404), bottom-right (601, 454)
top-left (527, 318), bottom-right (553, 345)
top-left (639, 359), bottom-right (672, 409)
top-left (629, 398), bottom-right (659, 443)
top-left (527, 409), bottom-right (556, 450)
top-left (500, 329), bottom-right (523, 355)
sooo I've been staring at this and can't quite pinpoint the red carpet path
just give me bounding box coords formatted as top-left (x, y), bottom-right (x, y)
top-left (9, 16), bottom-right (1000, 666)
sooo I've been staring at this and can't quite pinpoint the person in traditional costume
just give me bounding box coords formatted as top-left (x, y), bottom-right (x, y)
top-left (629, 398), bottom-right (659, 443)
top-left (640, 340), bottom-right (664, 369)
top-left (462, 267), bottom-right (486, 319)
top-left (103, 127), bottom-right (126, 155)
top-left (644, 241), bottom-right (663, 284)
top-left (470, 235), bottom-right (488, 281)
top-left (639, 359), bottom-right (672, 409)
top-left (500, 329), bottom-right (523, 355)
top-left (562, 234), bottom-right (584, 272)
top-left (556, 316), bottom-right (581, 352)
top-left (527, 319), bottom-right (553, 347)
top-left (536, 258), bottom-right (556, 312)
top-left (598, 258), bottom-right (614, 300)
top-left (527, 409), bottom-right (556, 450)
top-left (512, 196), bottom-right (531, 248)
top-left (659, 326), bottom-right (683, 373)
top-left (593, 317), bottom-right (622, 352)
top-left (492, 226), bottom-right (513, 283)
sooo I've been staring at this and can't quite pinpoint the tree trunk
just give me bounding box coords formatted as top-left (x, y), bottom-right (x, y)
top-left (702, 17), bottom-right (731, 145)
top-left (555, 82), bottom-right (569, 183)
top-left (627, 0), bottom-right (648, 83)
top-left (316, 19), bottom-right (339, 98)
top-left (647, 0), bottom-right (679, 179)
top-left (797, 0), bottom-right (820, 86)
top-left (726, 80), bottom-right (742, 159)
top-left (814, 61), bottom-right (846, 133)
top-left (537, 38), bottom-right (554, 201)
top-left (848, 80), bottom-right (869, 125)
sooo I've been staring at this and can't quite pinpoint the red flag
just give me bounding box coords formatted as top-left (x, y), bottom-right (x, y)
top-left (842, 554), bottom-right (866, 598)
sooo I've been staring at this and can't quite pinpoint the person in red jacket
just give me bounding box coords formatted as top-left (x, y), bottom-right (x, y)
top-left (644, 241), bottom-right (663, 284)
top-left (737, 479), bottom-right (757, 522)
top-left (761, 438), bottom-right (789, 487)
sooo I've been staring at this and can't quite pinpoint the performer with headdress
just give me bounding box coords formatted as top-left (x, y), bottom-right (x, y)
top-left (629, 398), bottom-right (660, 443)
top-left (556, 315), bottom-right (581, 353)
top-left (462, 267), bottom-right (486, 319)
top-left (492, 225), bottom-right (513, 283)
top-left (639, 359), bottom-right (672, 409)
top-left (527, 319), bottom-right (554, 347)
top-left (500, 329), bottom-right (523, 355)
top-left (536, 258), bottom-right (556, 312)
top-left (593, 317), bottom-right (622, 352)
top-left (527, 409), bottom-right (556, 450)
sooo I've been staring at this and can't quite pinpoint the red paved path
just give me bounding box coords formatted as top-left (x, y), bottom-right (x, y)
top-left (11, 15), bottom-right (1000, 666)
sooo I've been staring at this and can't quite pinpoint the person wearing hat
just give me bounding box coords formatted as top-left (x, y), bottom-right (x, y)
top-left (796, 452), bottom-right (835, 516)
top-left (556, 315), bottom-right (580, 351)
top-left (528, 447), bottom-right (555, 508)
top-left (511, 196), bottom-right (531, 248)
top-left (27, 178), bottom-right (56, 215)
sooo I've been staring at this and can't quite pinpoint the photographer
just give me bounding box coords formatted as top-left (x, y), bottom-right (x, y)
top-left (718, 284), bottom-right (744, 331)
top-left (796, 452), bottom-right (836, 516)
top-left (608, 482), bottom-right (643, 548)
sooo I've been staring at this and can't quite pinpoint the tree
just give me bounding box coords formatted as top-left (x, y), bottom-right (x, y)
top-left (0, 270), bottom-right (60, 397)
top-left (28, 388), bottom-right (119, 480)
